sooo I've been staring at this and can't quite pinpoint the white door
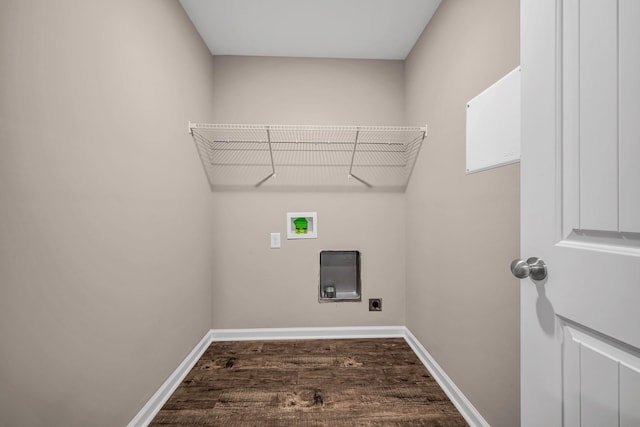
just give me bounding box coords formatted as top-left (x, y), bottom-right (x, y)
top-left (520, 1), bottom-right (640, 426)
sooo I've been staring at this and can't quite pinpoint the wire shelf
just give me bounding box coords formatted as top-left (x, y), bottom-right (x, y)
top-left (189, 123), bottom-right (426, 191)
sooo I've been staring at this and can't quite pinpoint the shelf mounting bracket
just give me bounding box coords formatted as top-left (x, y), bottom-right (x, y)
top-left (347, 129), bottom-right (372, 188)
top-left (255, 127), bottom-right (276, 187)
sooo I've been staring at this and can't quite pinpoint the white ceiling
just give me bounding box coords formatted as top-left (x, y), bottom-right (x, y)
top-left (179, 0), bottom-right (441, 60)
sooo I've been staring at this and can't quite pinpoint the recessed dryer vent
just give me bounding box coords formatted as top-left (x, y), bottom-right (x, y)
top-left (319, 251), bottom-right (361, 302)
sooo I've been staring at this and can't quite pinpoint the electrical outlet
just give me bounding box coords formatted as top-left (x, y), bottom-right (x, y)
top-left (369, 298), bottom-right (382, 311)
top-left (270, 233), bottom-right (281, 249)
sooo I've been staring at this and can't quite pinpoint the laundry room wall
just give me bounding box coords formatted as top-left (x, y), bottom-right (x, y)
top-left (0, 1), bottom-right (215, 425)
top-left (207, 56), bottom-right (407, 328)
top-left (403, 1), bottom-right (521, 426)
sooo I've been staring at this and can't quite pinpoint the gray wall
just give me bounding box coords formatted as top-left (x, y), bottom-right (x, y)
top-left (0, 1), bottom-right (214, 425)
top-left (209, 56), bottom-right (407, 328)
top-left (404, 1), bottom-right (521, 427)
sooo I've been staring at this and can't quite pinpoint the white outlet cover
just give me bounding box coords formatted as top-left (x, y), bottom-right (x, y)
top-left (270, 232), bottom-right (281, 249)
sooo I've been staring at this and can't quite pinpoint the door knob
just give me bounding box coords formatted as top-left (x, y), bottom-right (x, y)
top-left (511, 257), bottom-right (547, 280)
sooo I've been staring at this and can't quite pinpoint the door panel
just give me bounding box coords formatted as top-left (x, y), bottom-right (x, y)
top-left (578, 0), bottom-right (619, 232)
top-left (619, 0), bottom-right (640, 233)
top-left (580, 347), bottom-right (618, 427)
top-left (521, 0), bottom-right (640, 426)
top-left (620, 364), bottom-right (640, 427)
top-left (562, 323), bottom-right (640, 427)
top-left (561, 0), bottom-right (580, 239)
top-left (557, 0), bottom-right (640, 346)
top-left (565, 0), bottom-right (640, 235)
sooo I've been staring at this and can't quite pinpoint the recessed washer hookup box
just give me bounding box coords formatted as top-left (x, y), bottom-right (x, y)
top-left (319, 250), bottom-right (361, 302)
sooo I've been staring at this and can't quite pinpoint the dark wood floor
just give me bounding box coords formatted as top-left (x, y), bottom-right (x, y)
top-left (150, 338), bottom-right (468, 426)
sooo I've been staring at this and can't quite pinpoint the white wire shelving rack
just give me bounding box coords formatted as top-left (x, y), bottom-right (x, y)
top-left (188, 123), bottom-right (426, 191)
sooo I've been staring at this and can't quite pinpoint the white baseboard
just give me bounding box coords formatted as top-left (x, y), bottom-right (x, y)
top-left (127, 330), bottom-right (213, 427)
top-left (403, 328), bottom-right (491, 427)
top-left (209, 325), bottom-right (406, 341)
top-left (128, 326), bottom-right (489, 427)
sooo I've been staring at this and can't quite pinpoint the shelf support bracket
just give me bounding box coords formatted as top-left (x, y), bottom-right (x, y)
top-left (255, 127), bottom-right (276, 187)
top-left (348, 129), bottom-right (372, 188)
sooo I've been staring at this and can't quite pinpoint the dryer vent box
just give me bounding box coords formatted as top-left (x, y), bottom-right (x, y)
top-left (319, 251), bottom-right (361, 302)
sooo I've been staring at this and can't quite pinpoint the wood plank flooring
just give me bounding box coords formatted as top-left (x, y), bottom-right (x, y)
top-left (150, 338), bottom-right (468, 426)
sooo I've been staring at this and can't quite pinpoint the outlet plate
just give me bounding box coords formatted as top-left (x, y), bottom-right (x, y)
top-left (270, 232), bottom-right (281, 249)
top-left (369, 298), bottom-right (382, 311)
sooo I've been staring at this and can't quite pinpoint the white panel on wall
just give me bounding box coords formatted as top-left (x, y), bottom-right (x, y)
top-left (465, 67), bottom-right (520, 174)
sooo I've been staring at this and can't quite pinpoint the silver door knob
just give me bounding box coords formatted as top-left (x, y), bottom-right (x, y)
top-left (511, 257), bottom-right (547, 280)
